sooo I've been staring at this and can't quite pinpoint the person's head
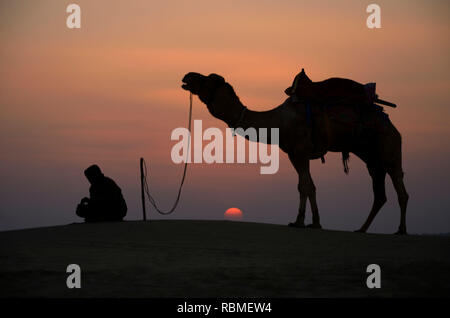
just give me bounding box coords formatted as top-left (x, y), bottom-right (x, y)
top-left (84, 164), bottom-right (104, 185)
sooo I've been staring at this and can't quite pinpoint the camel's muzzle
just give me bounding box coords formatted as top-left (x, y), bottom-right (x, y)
top-left (181, 80), bottom-right (189, 90)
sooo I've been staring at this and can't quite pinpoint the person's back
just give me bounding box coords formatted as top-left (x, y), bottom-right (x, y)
top-left (76, 164), bottom-right (127, 222)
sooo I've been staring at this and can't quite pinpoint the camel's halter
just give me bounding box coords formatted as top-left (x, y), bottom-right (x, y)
top-left (139, 93), bottom-right (193, 219)
top-left (232, 106), bottom-right (247, 136)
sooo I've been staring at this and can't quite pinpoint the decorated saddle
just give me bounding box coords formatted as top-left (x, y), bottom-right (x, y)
top-left (284, 69), bottom-right (396, 169)
top-left (285, 68), bottom-right (396, 108)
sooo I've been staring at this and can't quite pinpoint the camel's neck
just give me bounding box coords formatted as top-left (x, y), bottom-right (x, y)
top-left (209, 90), bottom-right (283, 144)
top-left (236, 107), bottom-right (283, 131)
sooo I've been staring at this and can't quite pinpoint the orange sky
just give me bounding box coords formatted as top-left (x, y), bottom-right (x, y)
top-left (0, 0), bottom-right (449, 233)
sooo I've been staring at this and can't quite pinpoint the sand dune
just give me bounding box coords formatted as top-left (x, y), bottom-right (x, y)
top-left (0, 220), bottom-right (449, 297)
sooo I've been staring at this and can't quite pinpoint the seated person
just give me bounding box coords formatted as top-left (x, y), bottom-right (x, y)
top-left (76, 164), bottom-right (127, 222)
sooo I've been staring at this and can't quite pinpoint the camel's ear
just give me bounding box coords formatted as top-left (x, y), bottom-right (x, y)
top-left (208, 73), bottom-right (225, 85)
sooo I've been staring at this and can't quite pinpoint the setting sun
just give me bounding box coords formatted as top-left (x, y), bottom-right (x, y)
top-left (224, 208), bottom-right (243, 221)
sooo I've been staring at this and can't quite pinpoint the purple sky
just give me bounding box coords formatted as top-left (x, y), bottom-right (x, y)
top-left (0, 0), bottom-right (449, 233)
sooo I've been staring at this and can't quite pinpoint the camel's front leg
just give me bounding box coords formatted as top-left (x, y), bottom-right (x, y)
top-left (289, 183), bottom-right (307, 228)
top-left (288, 155), bottom-right (321, 228)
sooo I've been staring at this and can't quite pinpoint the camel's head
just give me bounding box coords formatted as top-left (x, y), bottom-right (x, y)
top-left (181, 72), bottom-right (206, 94)
top-left (181, 72), bottom-right (226, 98)
top-left (181, 72), bottom-right (243, 124)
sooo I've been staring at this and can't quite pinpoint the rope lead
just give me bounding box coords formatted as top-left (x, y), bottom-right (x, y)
top-left (141, 92), bottom-right (192, 215)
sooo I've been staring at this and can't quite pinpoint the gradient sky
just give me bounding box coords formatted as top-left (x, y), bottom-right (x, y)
top-left (0, 0), bottom-right (449, 233)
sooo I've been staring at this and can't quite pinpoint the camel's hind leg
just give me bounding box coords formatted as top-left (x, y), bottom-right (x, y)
top-left (356, 167), bottom-right (387, 233)
top-left (388, 170), bottom-right (409, 235)
top-left (306, 174), bottom-right (321, 228)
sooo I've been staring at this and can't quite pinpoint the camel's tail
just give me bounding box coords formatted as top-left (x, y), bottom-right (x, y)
top-left (342, 151), bottom-right (350, 174)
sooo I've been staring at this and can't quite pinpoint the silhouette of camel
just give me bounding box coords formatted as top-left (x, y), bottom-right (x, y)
top-left (181, 72), bottom-right (409, 234)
